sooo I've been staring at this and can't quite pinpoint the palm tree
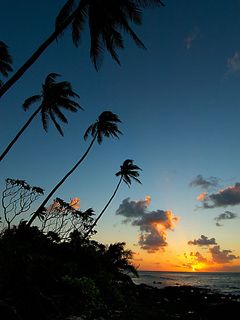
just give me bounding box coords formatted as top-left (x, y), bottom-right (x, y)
top-left (84, 159), bottom-right (141, 238)
top-left (0, 73), bottom-right (82, 163)
top-left (0, 41), bottom-right (13, 87)
top-left (27, 111), bottom-right (122, 226)
top-left (0, 0), bottom-right (165, 98)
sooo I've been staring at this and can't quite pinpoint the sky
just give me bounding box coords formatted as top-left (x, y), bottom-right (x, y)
top-left (1, 0), bottom-right (240, 272)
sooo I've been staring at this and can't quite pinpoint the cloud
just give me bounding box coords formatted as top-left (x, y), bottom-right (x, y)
top-left (227, 51), bottom-right (240, 74)
top-left (116, 197), bottom-right (149, 222)
top-left (188, 235), bottom-right (217, 246)
top-left (70, 197), bottom-right (80, 210)
top-left (209, 245), bottom-right (239, 264)
top-left (116, 197), bottom-right (179, 253)
top-left (184, 27), bottom-right (200, 50)
top-left (197, 192), bottom-right (208, 202)
top-left (190, 174), bottom-right (219, 189)
top-left (214, 210), bottom-right (238, 226)
top-left (190, 251), bottom-right (208, 263)
top-left (199, 183), bottom-right (240, 208)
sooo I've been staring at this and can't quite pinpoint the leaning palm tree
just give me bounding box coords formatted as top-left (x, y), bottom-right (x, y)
top-left (0, 73), bottom-right (82, 163)
top-left (0, 0), bottom-right (165, 98)
top-left (27, 111), bottom-right (122, 226)
top-left (84, 159), bottom-right (142, 238)
top-left (0, 41), bottom-right (13, 87)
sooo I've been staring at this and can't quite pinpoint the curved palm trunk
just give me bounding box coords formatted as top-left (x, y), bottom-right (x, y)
top-left (84, 176), bottom-right (123, 239)
top-left (0, 1), bottom-right (87, 99)
top-left (0, 106), bottom-right (41, 162)
top-left (27, 133), bottom-right (97, 226)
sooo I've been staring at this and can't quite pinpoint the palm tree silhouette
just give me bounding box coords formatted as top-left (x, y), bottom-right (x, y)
top-left (84, 159), bottom-right (141, 238)
top-left (27, 111), bottom-right (122, 226)
top-left (0, 41), bottom-right (13, 87)
top-left (0, 0), bottom-right (165, 98)
top-left (0, 73), bottom-right (81, 163)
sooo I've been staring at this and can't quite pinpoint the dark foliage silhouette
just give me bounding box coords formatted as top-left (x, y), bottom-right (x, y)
top-left (27, 111), bottom-right (122, 226)
top-left (0, 41), bottom-right (13, 87)
top-left (0, 73), bottom-right (82, 162)
top-left (0, 223), bottom-right (137, 319)
top-left (0, 0), bottom-right (165, 98)
top-left (85, 159), bottom-right (142, 238)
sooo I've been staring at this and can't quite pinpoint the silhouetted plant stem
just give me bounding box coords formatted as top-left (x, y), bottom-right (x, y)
top-left (0, 106), bottom-right (41, 162)
top-left (0, 5), bottom-right (83, 99)
top-left (27, 133), bottom-right (97, 226)
top-left (84, 176), bottom-right (123, 239)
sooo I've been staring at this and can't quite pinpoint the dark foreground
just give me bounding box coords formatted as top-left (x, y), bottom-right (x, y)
top-left (1, 283), bottom-right (239, 320)
top-left (118, 283), bottom-right (240, 320)
top-left (0, 224), bottom-right (239, 320)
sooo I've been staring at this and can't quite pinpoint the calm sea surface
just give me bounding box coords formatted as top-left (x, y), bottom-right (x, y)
top-left (132, 271), bottom-right (240, 295)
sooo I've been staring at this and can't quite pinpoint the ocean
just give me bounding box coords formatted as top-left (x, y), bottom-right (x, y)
top-left (132, 271), bottom-right (240, 295)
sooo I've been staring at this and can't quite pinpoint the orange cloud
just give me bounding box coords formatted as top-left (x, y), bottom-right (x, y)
top-left (70, 197), bottom-right (80, 210)
top-left (197, 192), bottom-right (207, 201)
top-left (145, 195), bottom-right (151, 205)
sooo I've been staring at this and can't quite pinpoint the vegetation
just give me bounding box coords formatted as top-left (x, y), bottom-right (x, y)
top-left (0, 73), bottom-right (82, 162)
top-left (0, 1), bottom-right (166, 319)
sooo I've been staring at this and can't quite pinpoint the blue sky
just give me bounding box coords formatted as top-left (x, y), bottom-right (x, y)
top-left (1, 0), bottom-right (240, 271)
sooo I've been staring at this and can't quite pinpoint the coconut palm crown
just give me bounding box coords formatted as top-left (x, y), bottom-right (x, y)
top-left (116, 159), bottom-right (142, 186)
top-left (56, 0), bottom-right (165, 69)
top-left (23, 73), bottom-right (82, 136)
top-left (84, 111), bottom-right (122, 144)
top-left (84, 159), bottom-right (141, 238)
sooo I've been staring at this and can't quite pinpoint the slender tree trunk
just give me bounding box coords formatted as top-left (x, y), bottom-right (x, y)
top-left (0, 1), bottom-right (86, 99)
top-left (84, 176), bottom-right (123, 239)
top-left (27, 134), bottom-right (97, 226)
top-left (0, 106), bottom-right (41, 162)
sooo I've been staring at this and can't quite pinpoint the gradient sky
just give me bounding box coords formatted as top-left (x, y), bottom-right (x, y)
top-left (1, 0), bottom-right (240, 272)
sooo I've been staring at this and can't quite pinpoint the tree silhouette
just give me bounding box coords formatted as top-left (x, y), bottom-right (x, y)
top-left (84, 159), bottom-right (141, 238)
top-left (0, 41), bottom-right (13, 87)
top-left (27, 111), bottom-right (122, 226)
top-left (0, 73), bottom-right (81, 163)
top-left (0, 0), bottom-right (165, 98)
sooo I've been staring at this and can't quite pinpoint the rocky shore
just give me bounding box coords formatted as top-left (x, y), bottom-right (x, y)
top-left (114, 284), bottom-right (240, 319)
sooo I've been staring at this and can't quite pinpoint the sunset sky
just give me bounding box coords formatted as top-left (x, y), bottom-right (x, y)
top-left (1, 0), bottom-right (240, 272)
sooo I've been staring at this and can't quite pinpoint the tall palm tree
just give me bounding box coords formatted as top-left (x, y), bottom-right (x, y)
top-left (27, 111), bottom-right (122, 226)
top-left (84, 159), bottom-right (142, 238)
top-left (0, 0), bottom-right (165, 98)
top-left (0, 73), bottom-right (82, 163)
top-left (0, 41), bottom-right (13, 87)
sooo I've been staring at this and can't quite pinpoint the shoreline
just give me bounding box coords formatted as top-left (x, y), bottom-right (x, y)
top-left (116, 283), bottom-right (240, 319)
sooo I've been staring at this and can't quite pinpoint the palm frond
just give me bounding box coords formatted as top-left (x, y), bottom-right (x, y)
top-left (49, 110), bottom-right (64, 136)
top-left (55, 0), bottom-right (75, 32)
top-left (41, 109), bottom-right (49, 132)
top-left (0, 41), bottom-right (13, 77)
top-left (22, 95), bottom-right (41, 111)
top-left (136, 0), bottom-right (165, 8)
top-left (53, 107), bottom-right (68, 124)
top-left (84, 123), bottom-right (94, 140)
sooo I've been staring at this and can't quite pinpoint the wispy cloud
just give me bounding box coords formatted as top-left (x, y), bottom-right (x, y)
top-left (188, 235), bottom-right (217, 246)
top-left (116, 197), bottom-right (179, 253)
top-left (184, 27), bottom-right (200, 50)
top-left (227, 51), bottom-right (240, 74)
top-left (214, 210), bottom-right (238, 226)
top-left (190, 174), bottom-right (220, 189)
top-left (198, 183), bottom-right (240, 208)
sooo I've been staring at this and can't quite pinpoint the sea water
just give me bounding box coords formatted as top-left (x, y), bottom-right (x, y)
top-left (132, 271), bottom-right (240, 295)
